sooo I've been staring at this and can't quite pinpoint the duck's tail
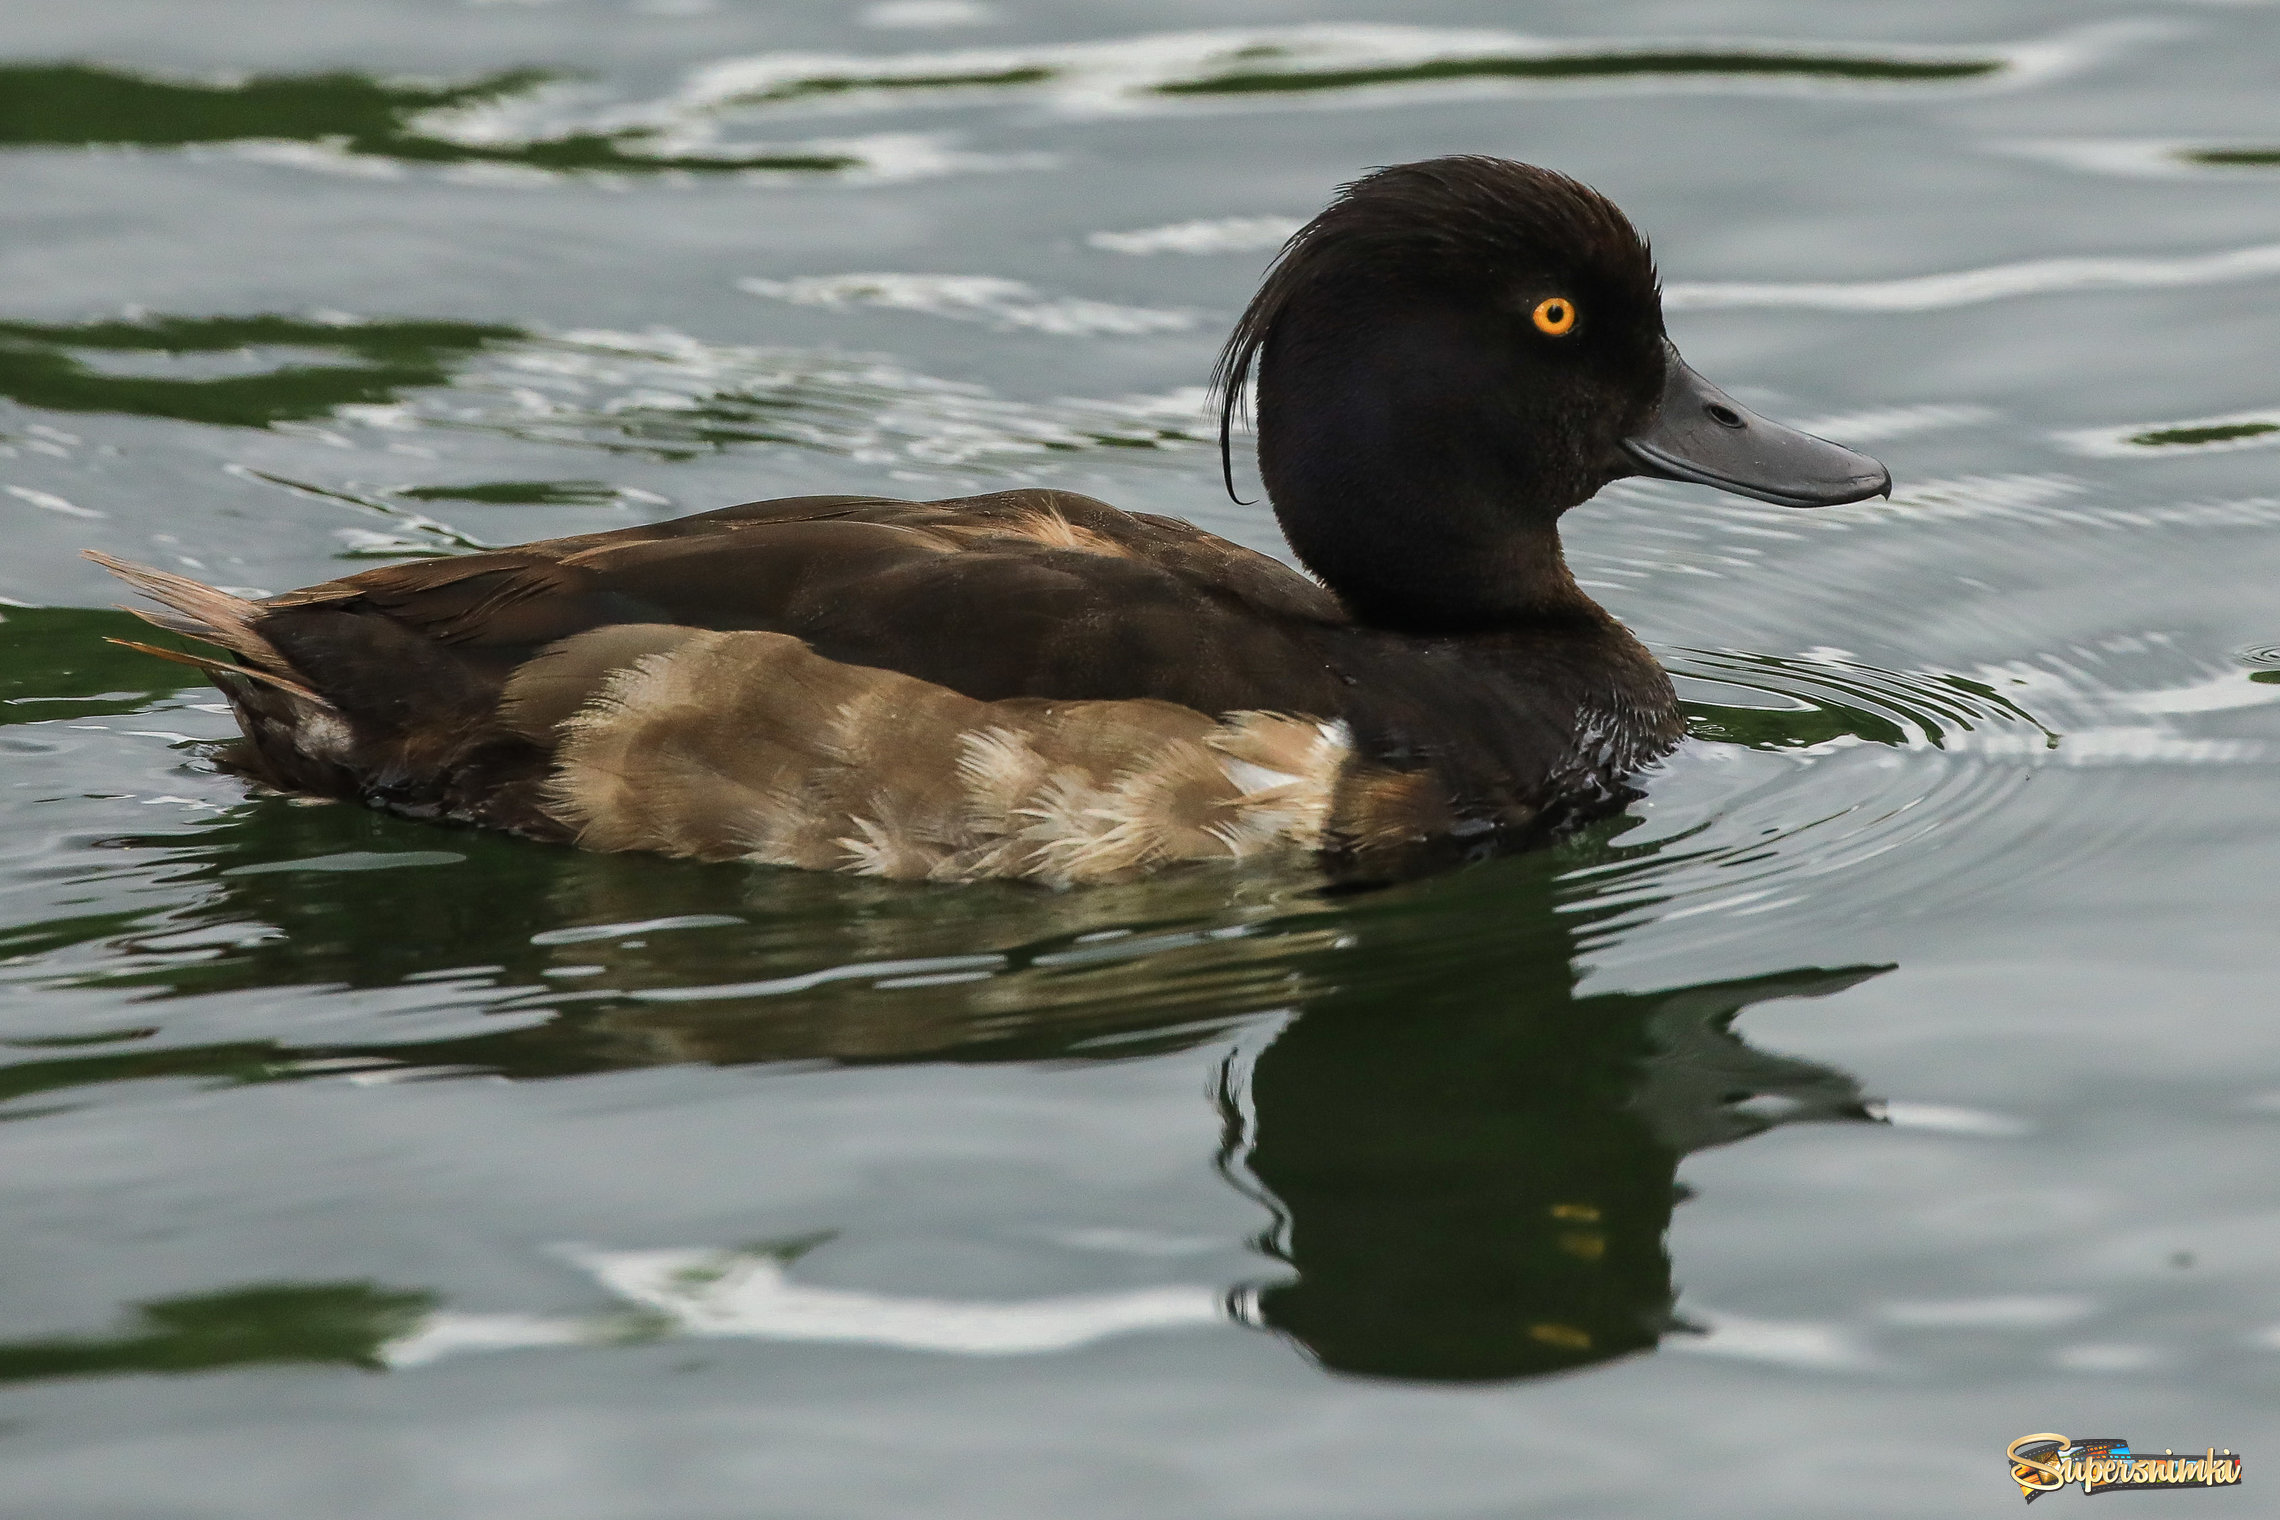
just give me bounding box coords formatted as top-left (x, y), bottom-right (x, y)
top-left (82, 550), bottom-right (354, 792)
top-left (84, 552), bottom-right (314, 694)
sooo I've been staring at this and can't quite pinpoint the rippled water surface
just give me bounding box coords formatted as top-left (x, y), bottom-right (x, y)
top-left (4, 1), bottom-right (2279, 1514)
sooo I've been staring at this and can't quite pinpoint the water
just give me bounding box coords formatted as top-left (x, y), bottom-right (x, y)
top-left (3, 1), bottom-right (2278, 1512)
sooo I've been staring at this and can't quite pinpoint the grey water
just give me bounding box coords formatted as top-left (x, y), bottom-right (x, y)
top-left (2, 1), bottom-right (2277, 1514)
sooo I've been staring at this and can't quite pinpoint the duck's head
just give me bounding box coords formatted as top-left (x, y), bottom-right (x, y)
top-left (1217, 156), bottom-right (1889, 633)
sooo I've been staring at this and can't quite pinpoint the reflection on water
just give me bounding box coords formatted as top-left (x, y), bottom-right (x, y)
top-left (0, 608), bottom-right (209, 724)
top-left (734, 65), bottom-right (1058, 104)
top-left (394, 480), bottom-right (641, 507)
top-left (0, 315), bottom-right (517, 428)
top-left (0, 64), bottom-right (858, 174)
top-left (1153, 49), bottom-right (1999, 97)
top-left (671, 24), bottom-right (2090, 121)
top-left (0, 1284), bottom-right (433, 1384)
top-left (2128, 422), bottom-right (2278, 449)
top-left (0, 312), bottom-right (1214, 479)
top-left (0, 749), bottom-right (1884, 1384)
top-left (2060, 409), bottom-right (2280, 459)
top-left (740, 273), bottom-right (1199, 336)
top-left (1227, 885), bottom-right (1882, 1381)
top-left (0, 26), bottom-right (2105, 192)
top-left (2007, 138), bottom-right (2280, 180)
top-left (1088, 216), bottom-right (1305, 256)
top-left (451, 328), bottom-right (1217, 466)
top-left (1665, 241), bottom-right (2280, 313)
top-left (2182, 148), bottom-right (2280, 168)
top-left (1677, 649), bottom-right (2055, 753)
top-left (697, 41), bottom-right (2013, 107)
top-left (0, 63), bottom-right (546, 150)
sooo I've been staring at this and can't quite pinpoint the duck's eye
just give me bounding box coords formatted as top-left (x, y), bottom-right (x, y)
top-left (1531, 297), bottom-right (1578, 337)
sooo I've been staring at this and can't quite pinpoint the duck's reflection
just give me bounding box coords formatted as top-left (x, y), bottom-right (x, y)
top-left (6, 810), bottom-right (1886, 1384)
top-left (1230, 960), bottom-right (1877, 1381)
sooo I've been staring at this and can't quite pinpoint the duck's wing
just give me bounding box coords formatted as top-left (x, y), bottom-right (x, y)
top-left (92, 489), bottom-right (1379, 884)
top-left (261, 488), bottom-right (1347, 711)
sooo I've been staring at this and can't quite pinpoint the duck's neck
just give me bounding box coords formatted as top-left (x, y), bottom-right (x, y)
top-left (1272, 476), bottom-right (1598, 635)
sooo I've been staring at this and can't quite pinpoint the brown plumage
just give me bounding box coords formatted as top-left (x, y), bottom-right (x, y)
top-left (86, 158), bottom-right (1891, 885)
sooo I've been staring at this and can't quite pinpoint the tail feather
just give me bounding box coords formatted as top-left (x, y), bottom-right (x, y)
top-left (81, 551), bottom-right (299, 682)
top-left (100, 637), bottom-right (319, 700)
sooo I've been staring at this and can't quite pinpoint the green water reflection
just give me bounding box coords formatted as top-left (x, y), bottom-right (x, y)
top-left (2129, 421), bottom-right (2280, 447)
top-left (0, 308), bottom-right (1211, 464)
top-left (0, 1284), bottom-right (433, 1384)
top-left (1157, 50), bottom-right (2002, 97)
top-left (2182, 148), bottom-right (2280, 167)
top-left (0, 64), bottom-right (855, 172)
top-left (0, 64), bottom-right (544, 150)
top-left (0, 608), bottom-right (208, 724)
top-left (0, 314), bottom-right (518, 427)
top-left (396, 480), bottom-right (625, 506)
top-left (730, 66), bottom-right (1058, 104)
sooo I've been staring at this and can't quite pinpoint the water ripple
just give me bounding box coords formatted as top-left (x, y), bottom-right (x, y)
top-left (0, 25), bottom-right (2165, 193)
top-left (2007, 138), bottom-right (2280, 179)
top-left (0, 313), bottom-right (1226, 508)
top-left (1666, 241), bottom-right (2280, 313)
top-left (669, 23), bottom-right (2137, 121)
top-left (1088, 216), bottom-right (1304, 257)
top-left (2059, 410), bottom-right (2280, 458)
top-left (419, 326), bottom-right (1220, 465)
top-left (1573, 640), bottom-right (2276, 943)
top-left (739, 274), bottom-right (1199, 336)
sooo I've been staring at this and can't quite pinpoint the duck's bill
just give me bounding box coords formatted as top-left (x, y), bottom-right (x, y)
top-left (1619, 342), bottom-right (1891, 508)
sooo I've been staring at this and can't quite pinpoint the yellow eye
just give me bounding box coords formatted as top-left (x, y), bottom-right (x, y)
top-left (1532, 297), bottom-right (1577, 336)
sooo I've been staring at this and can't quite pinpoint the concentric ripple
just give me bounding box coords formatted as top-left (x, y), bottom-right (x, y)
top-left (1558, 639), bottom-right (2277, 955)
top-left (1675, 647), bottom-right (2058, 754)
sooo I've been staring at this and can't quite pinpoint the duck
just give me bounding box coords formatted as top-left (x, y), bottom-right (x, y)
top-left (88, 156), bottom-right (1889, 887)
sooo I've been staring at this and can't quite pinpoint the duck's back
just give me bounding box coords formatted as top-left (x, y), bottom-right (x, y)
top-left (262, 488), bottom-right (1347, 703)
